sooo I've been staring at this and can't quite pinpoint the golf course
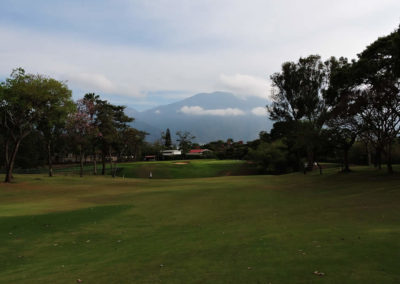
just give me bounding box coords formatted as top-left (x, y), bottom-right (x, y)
top-left (1, 162), bottom-right (399, 283)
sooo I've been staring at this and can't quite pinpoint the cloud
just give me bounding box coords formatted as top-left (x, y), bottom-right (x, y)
top-left (219, 73), bottom-right (269, 99)
top-left (155, 110), bottom-right (161, 114)
top-left (180, 106), bottom-right (245, 116)
top-left (64, 72), bottom-right (114, 92)
top-left (251, 107), bottom-right (268, 116)
top-left (1, 0), bottom-right (400, 109)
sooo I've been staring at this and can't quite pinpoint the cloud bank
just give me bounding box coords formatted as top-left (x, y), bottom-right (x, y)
top-left (1, 0), bottom-right (399, 109)
top-left (180, 106), bottom-right (245, 116)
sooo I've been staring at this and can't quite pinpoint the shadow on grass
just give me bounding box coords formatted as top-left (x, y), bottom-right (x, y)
top-left (0, 204), bottom-right (133, 241)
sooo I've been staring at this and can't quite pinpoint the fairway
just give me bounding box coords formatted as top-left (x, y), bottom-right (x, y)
top-left (1, 168), bottom-right (400, 283)
top-left (117, 159), bottom-right (257, 179)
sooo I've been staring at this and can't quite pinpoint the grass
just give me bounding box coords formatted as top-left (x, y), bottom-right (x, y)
top-left (10, 159), bottom-right (258, 178)
top-left (117, 159), bottom-right (258, 179)
top-left (0, 166), bottom-right (399, 283)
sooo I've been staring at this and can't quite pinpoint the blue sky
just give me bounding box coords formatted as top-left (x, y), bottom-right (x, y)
top-left (1, 0), bottom-right (399, 110)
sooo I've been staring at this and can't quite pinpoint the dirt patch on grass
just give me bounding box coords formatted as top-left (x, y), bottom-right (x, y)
top-left (173, 162), bottom-right (190, 165)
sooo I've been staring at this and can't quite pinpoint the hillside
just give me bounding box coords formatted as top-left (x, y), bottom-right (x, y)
top-left (128, 92), bottom-right (272, 143)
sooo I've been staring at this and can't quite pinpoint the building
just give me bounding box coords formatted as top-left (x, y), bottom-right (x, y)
top-left (186, 149), bottom-right (212, 156)
top-left (144, 155), bottom-right (156, 161)
top-left (161, 149), bottom-right (182, 157)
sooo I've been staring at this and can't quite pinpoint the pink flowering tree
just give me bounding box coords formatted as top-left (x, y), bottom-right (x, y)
top-left (66, 98), bottom-right (98, 177)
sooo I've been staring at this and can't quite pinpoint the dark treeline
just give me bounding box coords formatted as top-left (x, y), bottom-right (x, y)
top-left (196, 25), bottom-right (400, 174)
top-left (241, 25), bottom-right (400, 174)
top-left (0, 69), bottom-right (147, 182)
top-left (263, 25), bottom-right (399, 174)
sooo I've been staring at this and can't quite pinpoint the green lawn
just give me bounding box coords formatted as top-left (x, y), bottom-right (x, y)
top-left (0, 167), bottom-right (399, 283)
top-left (117, 159), bottom-right (258, 179)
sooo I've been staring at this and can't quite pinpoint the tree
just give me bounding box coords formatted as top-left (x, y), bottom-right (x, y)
top-left (324, 57), bottom-right (361, 172)
top-left (268, 55), bottom-right (329, 168)
top-left (81, 93), bottom-right (100, 174)
top-left (176, 131), bottom-right (195, 156)
top-left (65, 99), bottom-right (96, 177)
top-left (37, 78), bottom-right (75, 177)
top-left (95, 99), bottom-right (133, 175)
top-left (352, 26), bottom-right (400, 173)
top-left (164, 128), bottom-right (172, 149)
top-left (115, 127), bottom-right (147, 161)
top-left (0, 68), bottom-right (72, 182)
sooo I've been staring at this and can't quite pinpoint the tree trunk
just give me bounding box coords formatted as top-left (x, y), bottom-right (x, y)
top-left (79, 147), bottom-right (84, 178)
top-left (101, 154), bottom-right (106, 175)
top-left (93, 156), bottom-right (97, 175)
top-left (4, 139), bottom-right (14, 180)
top-left (386, 144), bottom-right (393, 174)
top-left (5, 139), bottom-right (10, 167)
top-left (367, 146), bottom-right (372, 166)
top-left (4, 139), bottom-right (21, 183)
top-left (47, 141), bottom-right (53, 177)
top-left (343, 147), bottom-right (350, 172)
top-left (109, 148), bottom-right (115, 177)
top-left (306, 148), bottom-right (314, 171)
top-left (376, 147), bottom-right (382, 170)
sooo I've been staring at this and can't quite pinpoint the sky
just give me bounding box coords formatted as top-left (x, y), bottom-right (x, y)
top-left (0, 0), bottom-right (399, 111)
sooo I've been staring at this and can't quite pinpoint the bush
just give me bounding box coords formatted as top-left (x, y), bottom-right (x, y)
top-left (248, 140), bottom-right (292, 174)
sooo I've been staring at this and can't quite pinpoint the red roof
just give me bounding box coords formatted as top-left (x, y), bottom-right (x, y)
top-left (189, 149), bottom-right (209, 153)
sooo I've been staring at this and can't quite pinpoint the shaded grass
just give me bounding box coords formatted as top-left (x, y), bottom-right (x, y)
top-left (0, 167), bottom-right (399, 283)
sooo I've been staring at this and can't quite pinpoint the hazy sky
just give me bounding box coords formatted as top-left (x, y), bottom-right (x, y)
top-left (1, 0), bottom-right (399, 110)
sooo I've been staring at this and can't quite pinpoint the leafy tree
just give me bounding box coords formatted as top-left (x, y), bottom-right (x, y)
top-left (164, 128), bottom-right (172, 149)
top-left (247, 140), bottom-right (290, 173)
top-left (352, 26), bottom-right (400, 173)
top-left (95, 99), bottom-right (133, 175)
top-left (268, 55), bottom-right (329, 168)
top-left (37, 78), bottom-right (75, 177)
top-left (176, 131), bottom-right (195, 156)
top-left (324, 57), bottom-right (361, 172)
top-left (80, 93), bottom-right (100, 174)
top-left (0, 68), bottom-right (73, 182)
top-left (66, 99), bottom-right (96, 177)
top-left (116, 127), bottom-right (147, 161)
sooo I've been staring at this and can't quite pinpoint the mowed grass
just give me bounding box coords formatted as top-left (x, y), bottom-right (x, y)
top-left (0, 167), bottom-right (399, 283)
top-left (117, 159), bottom-right (257, 179)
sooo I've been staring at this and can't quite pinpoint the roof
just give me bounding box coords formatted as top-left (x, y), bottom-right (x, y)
top-left (188, 149), bottom-right (210, 154)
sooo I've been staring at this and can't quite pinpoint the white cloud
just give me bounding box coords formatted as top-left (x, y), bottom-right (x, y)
top-left (180, 106), bottom-right (245, 116)
top-left (251, 107), bottom-right (268, 116)
top-left (1, 0), bottom-right (400, 108)
top-left (155, 110), bottom-right (161, 114)
top-left (219, 73), bottom-right (269, 99)
top-left (64, 72), bottom-right (114, 92)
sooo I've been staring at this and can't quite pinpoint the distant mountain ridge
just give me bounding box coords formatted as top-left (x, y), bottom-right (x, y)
top-left (127, 92), bottom-right (272, 143)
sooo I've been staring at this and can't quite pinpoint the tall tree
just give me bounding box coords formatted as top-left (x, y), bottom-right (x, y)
top-left (268, 55), bottom-right (329, 168)
top-left (65, 99), bottom-right (96, 177)
top-left (81, 93), bottom-right (100, 174)
top-left (95, 100), bottom-right (133, 175)
top-left (0, 68), bottom-right (72, 182)
top-left (164, 128), bottom-right (172, 149)
top-left (176, 131), bottom-right (195, 156)
top-left (352, 26), bottom-right (400, 173)
top-left (115, 127), bottom-right (147, 161)
top-left (324, 57), bottom-right (361, 172)
top-left (37, 78), bottom-right (75, 177)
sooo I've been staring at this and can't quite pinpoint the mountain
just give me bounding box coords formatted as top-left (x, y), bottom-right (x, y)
top-left (128, 92), bottom-right (272, 143)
